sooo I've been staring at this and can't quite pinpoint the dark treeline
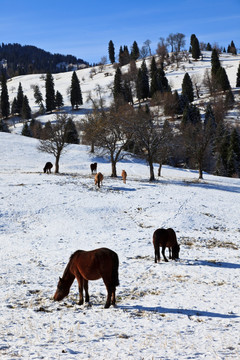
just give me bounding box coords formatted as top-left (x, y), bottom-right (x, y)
top-left (0, 43), bottom-right (89, 77)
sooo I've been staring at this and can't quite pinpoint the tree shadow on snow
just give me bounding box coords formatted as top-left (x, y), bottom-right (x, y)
top-left (119, 304), bottom-right (239, 319)
top-left (184, 259), bottom-right (240, 269)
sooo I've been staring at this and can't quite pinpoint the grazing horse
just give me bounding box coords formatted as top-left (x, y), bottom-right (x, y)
top-left (95, 172), bottom-right (103, 188)
top-left (153, 228), bottom-right (180, 263)
top-left (53, 248), bottom-right (119, 308)
top-left (90, 162), bottom-right (97, 174)
top-left (43, 162), bottom-right (53, 174)
top-left (121, 170), bottom-right (127, 184)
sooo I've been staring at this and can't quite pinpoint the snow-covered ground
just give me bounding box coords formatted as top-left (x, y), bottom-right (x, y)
top-left (0, 132), bottom-right (240, 359)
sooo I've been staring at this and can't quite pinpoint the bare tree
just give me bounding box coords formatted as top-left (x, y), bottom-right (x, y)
top-left (84, 103), bottom-right (135, 177)
top-left (133, 108), bottom-right (161, 181)
top-left (38, 113), bottom-right (72, 173)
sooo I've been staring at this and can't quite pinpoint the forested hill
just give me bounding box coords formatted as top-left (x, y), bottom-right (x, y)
top-left (0, 43), bottom-right (89, 76)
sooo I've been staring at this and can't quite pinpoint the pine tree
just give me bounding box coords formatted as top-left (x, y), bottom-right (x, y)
top-left (16, 82), bottom-right (24, 115)
top-left (206, 43), bottom-right (212, 51)
top-left (45, 73), bottom-right (55, 113)
top-left (108, 40), bottom-right (115, 64)
top-left (211, 48), bottom-right (221, 76)
top-left (33, 85), bottom-right (43, 106)
top-left (131, 41), bottom-right (140, 61)
top-left (140, 60), bottom-right (149, 100)
top-left (150, 56), bottom-right (160, 97)
top-left (70, 71), bottom-right (82, 110)
top-left (21, 95), bottom-right (31, 119)
top-left (182, 72), bottom-right (194, 103)
top-left (0, 72), bottom-right (9, 118)
top-left (192, 37), bottom-right (200, 60)
top-left (22, 122), bottom-right (32, 137)
top-left (217, 67), bottom-right (230, 92)
top-left (236, 63), bottom-right (240, 87)
top-left (113, 67), bottom-right (123, 102)
top-left (64, 117), bottom-right (79, 144)
top-left (182, 104), bottom-right (201, 126)
top-left (11, 97), bottom-right (18, 115)
top-left (55, 91), bottom-right (64, 109)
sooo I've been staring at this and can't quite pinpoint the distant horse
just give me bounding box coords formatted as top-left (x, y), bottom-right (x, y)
top-left (121, 170), bottom-right (127, 184)
top-left (90, 162), bottom-right (97, 174)
top-left (95, 172), bottom-right (103, 188)
top-left (43, 162), bottom-right (53, 174)
top-left (153, 228), bottom-right (180, 263)
top-left (53, 248), bottom-right (119, 308)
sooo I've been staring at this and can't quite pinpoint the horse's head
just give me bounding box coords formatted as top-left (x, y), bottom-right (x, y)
top-left (172, 244), bottom-right (180, 260)
top-left (53, 277), bottom-right (70, 301)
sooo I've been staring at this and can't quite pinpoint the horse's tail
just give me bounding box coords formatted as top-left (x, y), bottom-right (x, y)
top-left (111, 252), bottom-right (119, 287)
top-left (97, 174), bottom-right (101, 188)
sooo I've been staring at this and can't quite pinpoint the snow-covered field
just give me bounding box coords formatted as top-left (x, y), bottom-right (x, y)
top-left (0, 132), bottom-right (240, 359)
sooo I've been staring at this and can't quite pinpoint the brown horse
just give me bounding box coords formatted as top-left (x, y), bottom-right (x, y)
top-left (54, 248), bottom-right (119, 308)
top-left (95, 172), bottom-right (103, 188)
top-left (121, 170), bottom-right (127, 184)
top-left (90, 162), bottom-right (97, 174)
top-left (153, 228), bottom-right (180, 263)
top-left (43, 162), bottom-right (53, 174)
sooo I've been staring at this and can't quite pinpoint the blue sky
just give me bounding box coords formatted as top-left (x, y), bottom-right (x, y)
top-left (1, 0), bottom-right (240, 64)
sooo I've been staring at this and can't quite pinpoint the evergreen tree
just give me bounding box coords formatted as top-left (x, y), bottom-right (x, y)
top-left (190, 34), bottom-right (196, 47)
top-left (108, 40), bottom-right (115, 64)
top-left (30, 119), bottom-right (42, 139)
top-left (0, 72), bottom-right (9, 118)
top-left (228, 128), bottom-right (240, 176)
top-left (158, 68), bottom-right (170, 92)
top-left (140, 60), bottom-right (149, 100)
top-left (21, 95), bottom-right (31, 119)
top-left (217, 67), bottom-right (230, 92)
top-left (11, 97), bottom-right (18, 115)
top-left (182, 104), bottom-right (201, 126)
top-left (55, 90), bottom-right (64, 109)
top-left (33, 85), bottom-right (43, 106)
top-left (45, 73), bottom-right (55, 112)
top-left (119, 45), bottom-right (130, 66)
top-left (22, 122), bottom-right (32, 137)
top-left (206, 43), bottom-right (212, 51)
top-left (236, 63), bottom-right (240, 87)
top-left (70, 71), bottom-right (83, 110)
top-left (228, 41), bottom-right (237, 55)
top-left (131, 41), bottom-right (140, 61)
top-left (150, 56), bottom-right (160, 96)
top-left (211, 48), bottom-right (221, 76)
top-left (16, 82), bottom-right (24, 115)
top-left (113, 67), bottom-right (123, 101)
top-left (192, 37), bottom-right (201, 60)
top-left (123, 79), bottom-right (133, 104)
top-left (64, 117), bottom-right (79, 144)
top-left (182, 72), bottom-right (194, 103)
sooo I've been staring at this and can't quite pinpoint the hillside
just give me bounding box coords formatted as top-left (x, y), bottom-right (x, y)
top-left (0, 43), bottom-right (88, 76)
top-left (0, 131), bottom-right (240, 359)
top-left (6, 50), bottom-right (240, 128)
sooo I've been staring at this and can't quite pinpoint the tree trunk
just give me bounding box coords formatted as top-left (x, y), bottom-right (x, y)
top-left (149, 161), bottom-right (155, 181)
top-left (158, 163), bottom-right (162, 177)
top-left (111, 160), bottom-right (117, 177)
top-left (55, 153), bottom-right (60, 173)
top-left (90, 141), bottom-right (94, 153)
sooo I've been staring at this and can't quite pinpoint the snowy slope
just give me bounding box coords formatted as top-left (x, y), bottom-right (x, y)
top-left (0, 132), bottom-right (240, 359)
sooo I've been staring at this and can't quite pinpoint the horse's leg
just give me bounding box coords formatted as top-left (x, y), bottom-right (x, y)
top-left (111, 287), bottom-right (116, 306)
top-left (75, 274), bottom-right (84, 305)
top-left (104, 286), bottom-right (111, 308)
top-left (169, 247), bottom-right (172, 259)
top-left (162, 246), bottom-right (168, 262)
top-left (84, 279), bottom-right (89, 303)
top-left (155, 244), bottom-right (160, 263)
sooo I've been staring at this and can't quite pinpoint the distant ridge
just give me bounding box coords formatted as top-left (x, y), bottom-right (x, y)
top-left (0, 42), bottom-right (89, 76)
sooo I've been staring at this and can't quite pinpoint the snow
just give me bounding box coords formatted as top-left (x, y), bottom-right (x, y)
top-left (1, 51), bottom-right (240, 359)
top-left (1, 132), bottom-right (240, 359)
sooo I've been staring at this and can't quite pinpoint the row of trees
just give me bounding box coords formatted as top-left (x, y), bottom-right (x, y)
top-left (0, 43), bottom-right (88, 77)
top-left (0, 70), bottom-right (83, 121)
